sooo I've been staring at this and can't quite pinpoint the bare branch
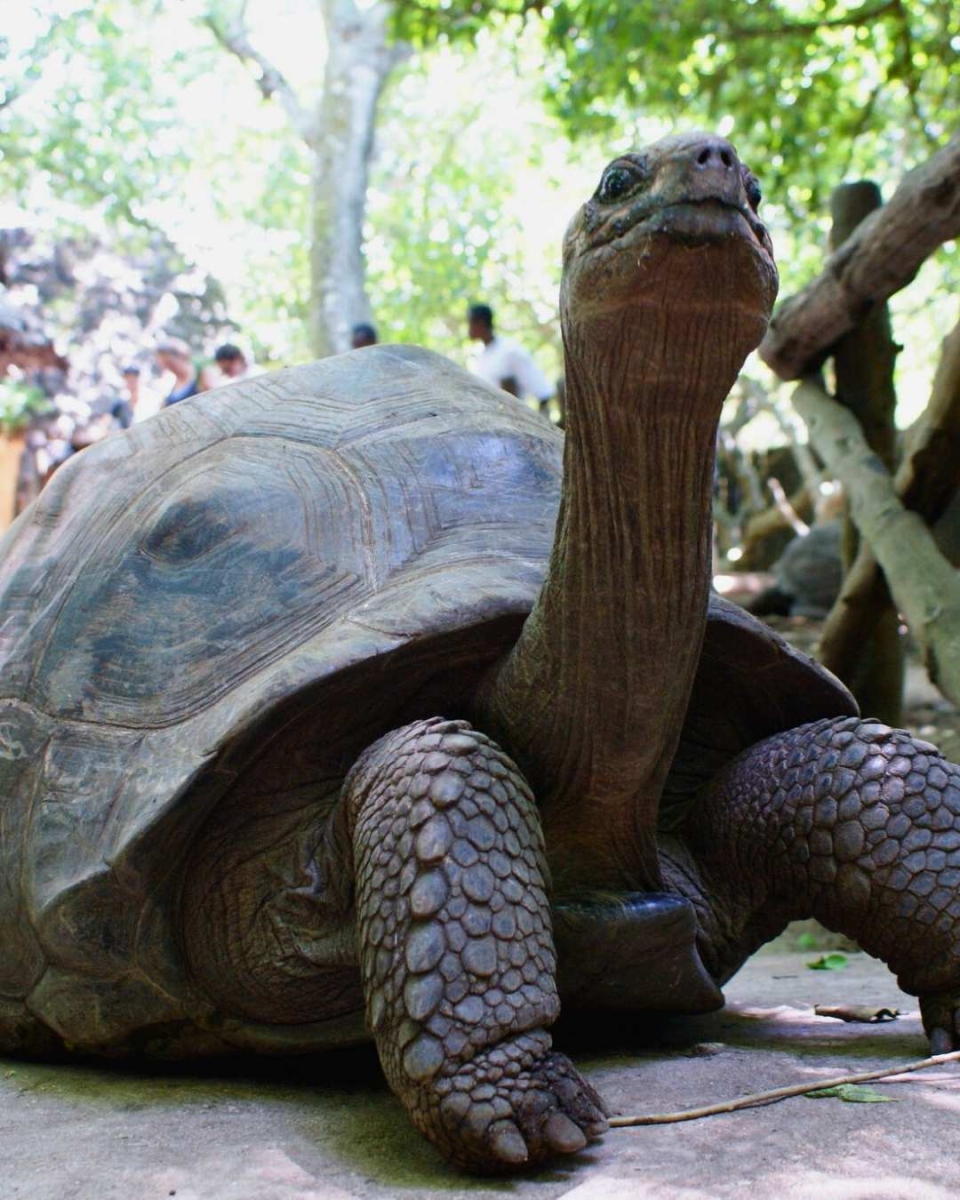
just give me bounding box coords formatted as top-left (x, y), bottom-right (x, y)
top-left (611, 1049), bottom-right (960, 1128)
top-left (202, 8), bottom-right (317, 146)
top-left (767, 477), bottom-right (810, 537)
top-left (727, 0), bottom-right (900, 39)
top-left (819, 316), bottom-right (960, 677)
top-left (795, 377), bottom-right (960, 703)
top-left (760, 131), bottom-right (960, 380)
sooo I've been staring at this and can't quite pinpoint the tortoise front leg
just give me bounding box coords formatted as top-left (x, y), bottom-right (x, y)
top-left (343, 717), bottom-right (607, 1172)
top-left (673, 716), bottom-right (960, 1052)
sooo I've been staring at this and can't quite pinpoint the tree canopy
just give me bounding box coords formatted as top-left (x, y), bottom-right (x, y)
top-left (394, 0), bottom-right (960, 221)
top-left (2, 0), bottom-right (957, 410)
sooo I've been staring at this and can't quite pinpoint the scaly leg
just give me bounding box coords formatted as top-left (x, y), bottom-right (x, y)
top-left (343, 717), bottom-right (607, 1172)
top-left (672, 716), bottom-right (960, 1052)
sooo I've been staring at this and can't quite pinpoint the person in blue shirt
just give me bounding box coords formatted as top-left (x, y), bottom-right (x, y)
top-left (156, 338), bottom-right (208, 407)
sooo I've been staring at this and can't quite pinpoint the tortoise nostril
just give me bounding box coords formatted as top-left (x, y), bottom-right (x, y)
top-left (695, 142), bottom-right (736, 170)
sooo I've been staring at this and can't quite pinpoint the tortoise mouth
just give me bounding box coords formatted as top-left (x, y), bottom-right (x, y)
top-left (583, 194), bottom-right (773, 265)
top-left (626, 196), bottom-right (772, 258)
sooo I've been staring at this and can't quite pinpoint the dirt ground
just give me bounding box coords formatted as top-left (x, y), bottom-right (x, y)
top-left (4, 605), bottom-right (959, 1199)
top-left (3, 948), bottom-right (957, 1200)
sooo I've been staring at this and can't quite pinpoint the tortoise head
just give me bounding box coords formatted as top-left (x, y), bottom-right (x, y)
top-left (560, 132), bottom-right (778, 386)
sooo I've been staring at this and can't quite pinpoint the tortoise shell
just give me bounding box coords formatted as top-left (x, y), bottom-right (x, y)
top-left (0, 345), bottom-right (854, 1056)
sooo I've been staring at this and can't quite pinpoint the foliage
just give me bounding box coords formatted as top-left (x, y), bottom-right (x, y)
top-left (0, 3), bottom-right (217, 229)
top-left (365, 35), bottom-right (596, 376)
top-left (393, 0), bottom-right (960, 223)
top-left (0, 2), bottom-right (308, 364)
top-left (806, 952), bottom-right (849, 970)
top-left (0, 379), bottom-right (46, 435)
top-left (2, 0), bottom-right (957, 403)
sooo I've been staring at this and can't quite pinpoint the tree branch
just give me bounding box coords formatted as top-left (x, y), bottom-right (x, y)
top-left (794, 378), bottom-right (960, 703)
top-left (819, 317), bottom-right (960, 679)
top-left (760, 131), bottom-right (960, 380)
top-left (726, 0), bottom-right (900, 39)
top-left (610, 1049), bottom-right (960, 1128)
top-left (202, 8), bottom-right (317, 146)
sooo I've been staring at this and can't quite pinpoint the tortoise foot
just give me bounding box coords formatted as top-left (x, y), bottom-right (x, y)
top-left (435, 1031), bottom-right (607, 1172)
top-left (345, 717), bottom-right (604, 1172)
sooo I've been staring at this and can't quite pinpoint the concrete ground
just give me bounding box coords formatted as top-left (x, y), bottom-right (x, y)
top-left (3, 945), bottom-right (958, 1200)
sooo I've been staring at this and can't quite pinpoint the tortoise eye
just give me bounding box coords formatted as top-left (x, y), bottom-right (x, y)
top-left (745, 172), bottom-right (762, 209)
top-left (598, 166), bottom-right (639, 204)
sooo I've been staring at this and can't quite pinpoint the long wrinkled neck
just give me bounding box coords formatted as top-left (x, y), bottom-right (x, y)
top-left (478, 298), bottom-right (747, 891)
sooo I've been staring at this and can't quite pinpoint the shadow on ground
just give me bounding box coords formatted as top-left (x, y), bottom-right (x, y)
top-left (3, 940), bottom-right (959, 1199)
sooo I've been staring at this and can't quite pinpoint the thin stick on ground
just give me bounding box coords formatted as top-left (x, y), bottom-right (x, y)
top-left (608, 1049), bottom-right (960, 1127)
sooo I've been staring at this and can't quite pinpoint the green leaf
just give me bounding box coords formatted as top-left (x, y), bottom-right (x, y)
top-left (0, 381), bottom-right (46, 436)
top-left (805, 1084), bottom-right (896, 1103)
top-left (807, 953), bottom-right (849, 971)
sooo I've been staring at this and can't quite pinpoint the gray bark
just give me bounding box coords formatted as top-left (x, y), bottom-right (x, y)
top-left (818, 318), bottom-right (960, 684)
top-left (311, 1), bottom-right (406, 357)
top-left (760, 132), bottom-right (960, 380)
top-left (206, 1), bottom-right (407, 358)
top-left (826, 181), bottom-right (903, 726)
top-left (794, 378), bottom-right (960, 705)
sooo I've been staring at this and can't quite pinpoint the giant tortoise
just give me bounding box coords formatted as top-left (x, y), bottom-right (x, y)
top-left (2, 133), bottom-right (960, 1174)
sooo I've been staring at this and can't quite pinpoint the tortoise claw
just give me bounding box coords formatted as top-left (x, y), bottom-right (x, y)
top-left (489, 1121), bottom-right (528, 1166)
top-left (919, 993), bottom-right (960, 1053)
top-left (929, 1027), bottom-right (955, 1056)
top-left (543, 1111), bottom-right (589, 1154)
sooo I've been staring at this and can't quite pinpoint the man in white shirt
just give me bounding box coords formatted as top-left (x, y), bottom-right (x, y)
top-left (467, 304), bottom-right (553, 413)
top-left (209, 343), bottom-right (265, 389)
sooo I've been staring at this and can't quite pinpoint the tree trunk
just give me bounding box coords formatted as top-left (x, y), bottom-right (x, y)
top-left (311, 0), bottom-right (400, 357)
top-left (794, 379), bottom-right (960, 706)
top-left (818, 318), bottom-right (960, 687)
top-left (206, 1), bottom-right (406, 359)
top-left (824, 181), bottom-right (903, 725)
top-left (759, 132), bottom-right (960, 380)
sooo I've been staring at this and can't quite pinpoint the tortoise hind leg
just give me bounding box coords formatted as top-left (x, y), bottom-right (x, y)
top-left (344, 717), bottom-right (607, 1172)
top-left (674, 716), bottom-right (960, 1052)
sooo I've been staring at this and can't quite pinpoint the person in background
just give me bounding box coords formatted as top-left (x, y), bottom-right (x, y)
top-left (351, 323), bottom-right (378, 349)
top-left (466, 303), bottom-right (553, 413)
top-left (156, 338), bottom-right (207, 407)
top-left (206, 342), bottom-right (265, 389)
top-left (111, 365), bottom-right (141, 429)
